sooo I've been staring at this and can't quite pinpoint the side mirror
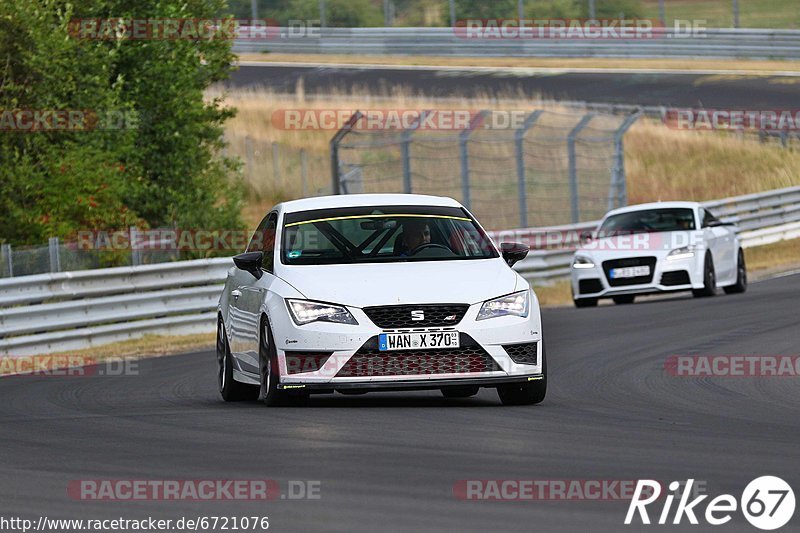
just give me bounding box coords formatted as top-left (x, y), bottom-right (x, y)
top-left (708, 220), bottom-right (735, 228)
top-left (500, 242), bottom-right (529, 267)
top-left (579, 230), bottom-right (593, 245)
top-left (233, 251), bottom-right (264, 280)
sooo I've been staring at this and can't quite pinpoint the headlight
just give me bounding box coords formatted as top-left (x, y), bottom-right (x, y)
top-left (572, 255), bottom-right (595, 269)
top-left (476, 291), bottom-right (529, 321)
top-left (286, 299), bottom-right (358, 326)
top-left (666, 246), bottom-right (696, 261)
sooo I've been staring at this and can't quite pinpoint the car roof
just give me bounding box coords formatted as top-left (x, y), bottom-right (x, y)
top-left (604, 201), bottom-right (701, 218)
top-left (277, 193), bottom-right (463, 214)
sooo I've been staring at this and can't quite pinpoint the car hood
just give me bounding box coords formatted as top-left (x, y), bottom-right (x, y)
top-left (278, 258), bottom-right (518, 308)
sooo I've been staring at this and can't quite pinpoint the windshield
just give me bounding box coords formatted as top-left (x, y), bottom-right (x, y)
top-left (598, 208), bottom-right (696, 236)
top-left (281, 205), bottom-right (498, 265)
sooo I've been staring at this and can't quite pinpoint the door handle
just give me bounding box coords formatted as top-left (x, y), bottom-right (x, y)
top-left (231, 289), bottom-right (242, 300)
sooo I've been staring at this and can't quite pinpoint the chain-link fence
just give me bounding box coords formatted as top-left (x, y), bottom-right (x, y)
top-left (332, 109), bottom-right (639, 230)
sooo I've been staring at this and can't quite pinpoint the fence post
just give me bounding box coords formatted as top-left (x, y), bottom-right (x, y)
top-left (401, 131), bottom-right (413, 194)
top-left (567, 114), bottom-right (594, 224)
top-left (732, 0), bottom-right (740, 28)
top-left (610, 113), bottom-right (641, 210)
top-left (330, 111), bottom-right (363, 195)
top-left (458, 111), bottom-right (486, 210)
top-left (130, 226), bottom-right (141, 266)
top-left (300, 148), bottom-right (309, 197)
top-left (245, 136), bottom-right (254, 187)
top-left (1, 243), bottom-right (12, 277)
top-left (515, 110), bottom-right (544, 228)
top-left (48, 237), bottom-right (61, 273)
top-left (271, 142), bottom-right (281, 186)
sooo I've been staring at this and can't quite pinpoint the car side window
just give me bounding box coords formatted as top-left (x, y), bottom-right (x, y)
top-left (702, 209), bottom-right (720, 228)
top-left (245, 212), bottom-right (277, 273)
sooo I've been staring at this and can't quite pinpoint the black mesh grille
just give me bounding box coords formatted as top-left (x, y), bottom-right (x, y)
top-left (503, 342), bottom-right (538, 365)
top-left (362, 304), bottom-right (469, 329)
top-left (602, 257), bottom-right (657, 287)
top-left (660, 270), bottom-right (691, 286)
top-left (336, 335), bottom-right (499, 377)
top-left (578, 279), bottom-right (604, 294)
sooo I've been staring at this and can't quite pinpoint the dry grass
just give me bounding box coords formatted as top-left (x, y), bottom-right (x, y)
top-left (746, 238), bottom-right (800, 274)
top-left (625, 120), bottom-right (800, 203)
top-left (237, 53), bottom-right (800, 74)
top-left (0, 333), bottom-right (215, 376)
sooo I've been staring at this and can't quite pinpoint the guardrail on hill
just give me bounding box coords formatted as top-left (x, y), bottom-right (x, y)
top-left (233, 27), bottom-right (800, 60)
top-left (1, 186), bottom-right (798, 356)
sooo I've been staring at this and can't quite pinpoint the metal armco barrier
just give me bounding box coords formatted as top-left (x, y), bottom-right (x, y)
top-left (1, 186), bottom-right (798, 356)
top-left (232, 27), bottom-right (800, 60)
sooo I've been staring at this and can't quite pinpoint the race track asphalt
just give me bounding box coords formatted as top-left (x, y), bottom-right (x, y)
top-left (1, 273), bottom-right (799, 532)
top-left (228, 64), bottom-right (800, 108)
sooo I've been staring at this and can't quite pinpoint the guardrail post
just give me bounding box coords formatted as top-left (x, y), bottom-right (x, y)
top-left (515, 110), bottom-right (544, 228)
top-left (130, 226), bottom-right (141, 266)
top-left (401, 130), bottom-right (413, 194)
top-left (330, 111), bottom-right (363, 195)
top-left (458, 111), bottom-right (486, 210)
top-left (567, 114), bottom-right (594, 223)
top-left (610, 112), bottom-right (641, 210)
top-left (300, 148), bottom-right (309, 196)
top-left (48, 237), bottom-right (61, 273)
top-left (1, 243), bottom-right (12, 277)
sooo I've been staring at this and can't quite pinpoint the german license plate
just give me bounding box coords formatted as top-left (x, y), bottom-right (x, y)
top-left (610, 265), bottom-right (650, 279)
top-left (378, 332), bottom-right (459, 351)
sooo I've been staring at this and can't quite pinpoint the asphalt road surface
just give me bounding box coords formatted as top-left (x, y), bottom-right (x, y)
top-left (1, 273), bottom-right (799, 532)
top-left (228, 63), bottom-right (800, 109)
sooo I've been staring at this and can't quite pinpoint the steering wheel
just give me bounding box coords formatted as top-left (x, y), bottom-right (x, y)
top-left (409, 243), bottom-right (452, 255)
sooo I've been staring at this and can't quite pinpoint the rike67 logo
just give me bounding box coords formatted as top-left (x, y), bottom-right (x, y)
top-left (626, 477), bottom-right (795, 530)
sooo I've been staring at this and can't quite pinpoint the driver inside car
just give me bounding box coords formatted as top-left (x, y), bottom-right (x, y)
top-left (397, 219), bottom-right (431, 255)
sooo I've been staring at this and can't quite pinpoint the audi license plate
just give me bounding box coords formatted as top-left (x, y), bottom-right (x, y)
top-left (610, 265), bottom-right (650, 279)
top-left (379, 332), bottom-right (459, 351)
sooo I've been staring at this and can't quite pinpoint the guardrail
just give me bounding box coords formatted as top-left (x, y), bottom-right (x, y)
top-left (1, 186), bottom-right (798, 356)
top-left (233, 27), bottom-right (800, 60)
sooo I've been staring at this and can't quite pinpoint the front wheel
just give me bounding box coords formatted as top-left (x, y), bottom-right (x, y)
top-left (692, 253), bottom-right (717, 298)
top-left (573, 297), bottom-right (598, 308)
top-left (612, 295), bottom-right (635, 305)
top-left (259, 318), bottom-right (308, 407)
top-left (723, 249), bottom-right (747, 294)
top-left (497, 343), bottom-right (547, 406)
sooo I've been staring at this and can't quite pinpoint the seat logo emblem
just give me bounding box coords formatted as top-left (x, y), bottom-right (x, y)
top-left (411, 310), bottom-right (425, 321)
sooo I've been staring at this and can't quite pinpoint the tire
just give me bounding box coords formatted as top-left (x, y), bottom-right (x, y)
top-left (259, 317), bottom-right (308, 407)
top-left (612, 295), bottom-right (635, 305)
top-left (441, 385), bottom-right (480, 398)
top-left (724, 249), bottom-right (747, 294)
top-left (497, 342), bottom-right (547, 406)
top-left (692, 253), bottom-right (717, 298)
top-left (573, 297), bottom-right (598, 308)
top-left (217, 319), bottom-right (259, 402)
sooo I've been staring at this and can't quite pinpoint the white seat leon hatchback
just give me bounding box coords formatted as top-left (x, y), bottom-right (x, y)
top-left (217, 194), bottom-right (546, 406)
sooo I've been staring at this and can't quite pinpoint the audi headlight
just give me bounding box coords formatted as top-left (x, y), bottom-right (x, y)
top-left (572, 255), bottom-right (596, 269)
top-left (667, 246), bottom-right (696, 261)
top-left (476, 291), bottom-right (529, 321)
top-left (286, 299), bottom-right (358, 326)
